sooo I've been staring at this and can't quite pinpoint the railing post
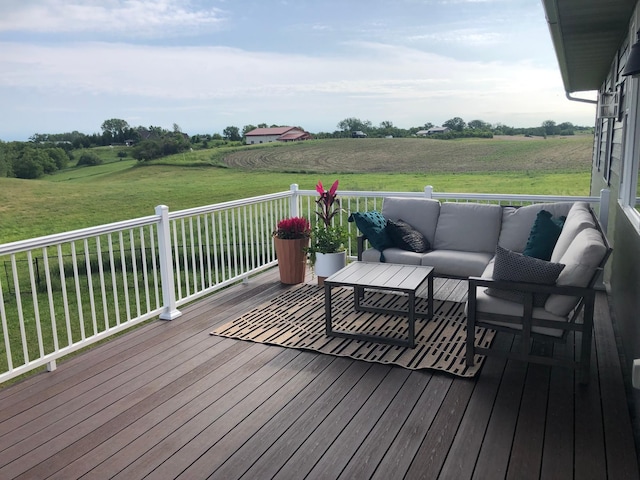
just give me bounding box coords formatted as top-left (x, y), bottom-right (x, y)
top-left (599, 188), bottom-right (610, 234)
top-left (155, 205), bottom-right (181, 320)
top-left (290, 184), bottom-right (300, 217)
top-left (424, 185), bottom-right (433, 198)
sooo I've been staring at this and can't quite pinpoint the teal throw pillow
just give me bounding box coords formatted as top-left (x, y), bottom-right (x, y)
top-left (523, 210), bottom-right (566, 261)
top-left (348, 211), bottom-right (393, 261)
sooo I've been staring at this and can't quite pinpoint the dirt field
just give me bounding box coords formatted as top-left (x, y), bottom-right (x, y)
top-left (221, 136), bottom-right (593, 174)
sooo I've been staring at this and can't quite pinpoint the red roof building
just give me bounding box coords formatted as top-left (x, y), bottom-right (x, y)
top-left (245, 127), bottom-right (312, 144)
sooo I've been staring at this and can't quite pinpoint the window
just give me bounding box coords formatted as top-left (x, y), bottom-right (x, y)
top-left (620, 74), bottom-right (640, 229)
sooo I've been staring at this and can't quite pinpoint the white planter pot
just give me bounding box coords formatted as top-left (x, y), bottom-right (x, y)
top-left (314, 251), bottom-right (347, 278)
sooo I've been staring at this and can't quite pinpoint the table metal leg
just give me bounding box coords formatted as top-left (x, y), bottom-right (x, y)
top-left (325, 282), bottom-right (333, 336)
top-left (408, 291), bottom-right (416, 348)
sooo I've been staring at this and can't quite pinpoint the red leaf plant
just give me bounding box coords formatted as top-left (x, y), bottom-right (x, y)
top-left (315, 179), bottom-right (341, 228)
top-left (273, 216), bottom-right (311, 240)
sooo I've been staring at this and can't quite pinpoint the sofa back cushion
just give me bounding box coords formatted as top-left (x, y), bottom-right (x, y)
top-left (498, 202), bottom-right (574, 253)
top-left (545, 227), bottom-right (608, 316)
top-left (433, 202), bottom-right (502, 253)
top-left (550, 202), bottom-right (596, 262)
top-left (382, 197), bottom-right (440, 247)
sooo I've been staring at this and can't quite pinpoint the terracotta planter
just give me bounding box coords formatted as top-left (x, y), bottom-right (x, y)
top-left (274, 236), bottom-right (309, 284)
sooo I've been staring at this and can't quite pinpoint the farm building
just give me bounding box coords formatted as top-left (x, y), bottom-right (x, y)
top-left (244, 126), bottom-right (312, 144)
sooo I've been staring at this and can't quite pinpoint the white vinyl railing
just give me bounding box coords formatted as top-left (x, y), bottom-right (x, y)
top-left (0, 185), bottom-right (609, 383)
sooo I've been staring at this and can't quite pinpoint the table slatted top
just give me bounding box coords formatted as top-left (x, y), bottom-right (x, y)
top-left (325, 262), bottom-right (433, 291)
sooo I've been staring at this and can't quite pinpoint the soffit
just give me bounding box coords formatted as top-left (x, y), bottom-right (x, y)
top-left (542, 0), bottom-right (636, 92)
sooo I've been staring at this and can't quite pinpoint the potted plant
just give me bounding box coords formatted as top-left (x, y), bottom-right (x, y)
top-left (307, 180), bottom-right (348, 283)
top-left (273, 216), bottom-right (311, 284)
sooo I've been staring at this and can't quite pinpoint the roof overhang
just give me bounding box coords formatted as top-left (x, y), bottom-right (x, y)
top-left (542, 0), bottom-right (637, 92)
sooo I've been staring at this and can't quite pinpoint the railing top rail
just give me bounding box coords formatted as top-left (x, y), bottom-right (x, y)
top-left (0, 214), bottom-right (159, 256)
top-left (296, 189), bottom-right (600, 204)
top-left (167, 190), bottom-right (293, 220)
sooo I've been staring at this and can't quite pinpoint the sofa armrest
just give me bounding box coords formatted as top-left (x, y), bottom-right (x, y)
top-left (357, 235), bottom-right (368, 261)
top-left (467, 276), bottom-right (595, 298)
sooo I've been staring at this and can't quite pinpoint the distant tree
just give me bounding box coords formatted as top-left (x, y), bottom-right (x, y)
top-left (173, 123), bottom-right (182, 133)
top-left (443, 117), bottom-right (466, 132)
top-left (101, 118), bottom-right (130, 144)
top-left (337, 117), bottom-right (373, 134)
top-left (557, 122), bottom-right (575, 135)
top-left (468, 119), bottom-right (491, 130)
top-left (542, 120), bottom-right (557, 136)
top-left (45, 147), bottom-right (69, 170)
top-left (212, 133), bottom-right (223, 140)
top-left (77, 152), bottom-right (103, 166)
top-left (13, 148), bottom-right (55, 178)
top-left (242, 124), bottom-right (257, 136)
top-left (223, 126), bottom-right (241, 141)
top-left (257, 123), bottom-right (268, 128)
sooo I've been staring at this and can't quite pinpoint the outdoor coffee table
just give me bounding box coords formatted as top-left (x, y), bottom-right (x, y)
top-left (324, 261), bottom-right (434, 348)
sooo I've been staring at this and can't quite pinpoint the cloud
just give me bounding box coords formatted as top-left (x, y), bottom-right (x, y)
top-left (0, 34), bottom-right (596, 139)
top-left (0, 0), bottom-right (226, 37)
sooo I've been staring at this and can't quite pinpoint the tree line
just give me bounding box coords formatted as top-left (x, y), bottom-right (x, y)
top-left (0, 117), bottom-right (591, 179)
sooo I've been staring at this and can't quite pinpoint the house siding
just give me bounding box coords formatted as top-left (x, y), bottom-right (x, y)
top-left (590, 2), bottom-right (640, 446)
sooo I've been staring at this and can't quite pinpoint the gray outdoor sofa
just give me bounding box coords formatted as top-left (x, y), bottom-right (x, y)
top-left (354, 197), bottom-right (612, 382)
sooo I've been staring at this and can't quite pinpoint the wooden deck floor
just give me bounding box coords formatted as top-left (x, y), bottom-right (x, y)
top-left (0, 269), bottom-right (638, 479)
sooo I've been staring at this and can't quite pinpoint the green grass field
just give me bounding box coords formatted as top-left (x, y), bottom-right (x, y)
top-left (0, 135), bottom-right (593, 244)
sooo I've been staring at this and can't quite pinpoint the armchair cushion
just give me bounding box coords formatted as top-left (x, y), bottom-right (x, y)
top-left (486, 246), bottom-right (565, 306)
top-left (545, 228), bottom-right (607, 316)
top-left (550, 202), bottom-right (595, 262)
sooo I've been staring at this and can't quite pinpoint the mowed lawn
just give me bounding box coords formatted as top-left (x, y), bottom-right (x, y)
top-left (0, 135), bottom-right (593, 244)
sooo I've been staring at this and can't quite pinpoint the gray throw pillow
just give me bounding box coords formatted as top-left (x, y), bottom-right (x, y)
top-left (485, 246), bottom-right (565, 306)
top-left (386, 219), bottom-right (430, 252)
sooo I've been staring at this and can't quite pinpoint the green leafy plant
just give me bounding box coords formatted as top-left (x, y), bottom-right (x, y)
top-left (307, 180), bottom-right (348, 263)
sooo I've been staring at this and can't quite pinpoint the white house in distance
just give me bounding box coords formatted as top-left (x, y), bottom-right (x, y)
top-left (416, 126), bottom-right (451, 136)
top-left (244, 127), bottom-right (312, 144)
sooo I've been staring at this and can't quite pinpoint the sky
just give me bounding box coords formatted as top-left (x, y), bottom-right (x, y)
top-left (0, 0), bottom-right (599, 141)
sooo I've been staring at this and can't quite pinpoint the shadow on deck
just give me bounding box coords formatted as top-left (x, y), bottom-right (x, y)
top-left (0, 268), bottom-right (638, 479)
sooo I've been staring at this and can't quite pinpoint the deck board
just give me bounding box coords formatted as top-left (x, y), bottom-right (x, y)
top-left (0, 268), bottom-right (637, 480)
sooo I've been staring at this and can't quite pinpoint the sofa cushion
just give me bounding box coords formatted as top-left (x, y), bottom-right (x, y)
top-left (375, 247), bottom-right (423, 265)
top-left (349, 211), bottom-right (393, 260)
top-left (421, 250), bottom-right (493, 278)
top-left (386, 219), bottom-right (430, 252)
top-left (433, 202), bottom-right (502, 253)
top-left (498, 202), bottom-right (574, 253)
top-left (550, 202), bottom-right (595, 262)
top-left (470, 287), bottom-right (568, 338)
top-left (545, 228), bottom-right (607, 316)
top-left (522, 210), bottom-right (566, 261)
top-left (382, 197), bottom-right (440, 246)
top-left (486, 246), bottom-right (565, 306)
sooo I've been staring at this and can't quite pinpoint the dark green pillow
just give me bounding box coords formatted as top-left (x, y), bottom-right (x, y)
top-left (348, 211), bottom-right (393, 261)
top-left (523, 210), bottom-right (566, 261)
top-left (386, 219), bottom-right (430, 252)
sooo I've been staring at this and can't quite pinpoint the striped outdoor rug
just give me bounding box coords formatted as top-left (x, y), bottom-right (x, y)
top-left (210, 283), bottom-right (495, 377)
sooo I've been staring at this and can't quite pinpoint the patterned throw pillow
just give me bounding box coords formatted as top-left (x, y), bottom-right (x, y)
top-left (386, 219), bottom-right (430, 252)
top-left (348, 211), bottom-right (394, 261)
top-left (485, 245), bottom-right (565, 306)
top-left (523, 210), bottom-right (566, 260)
